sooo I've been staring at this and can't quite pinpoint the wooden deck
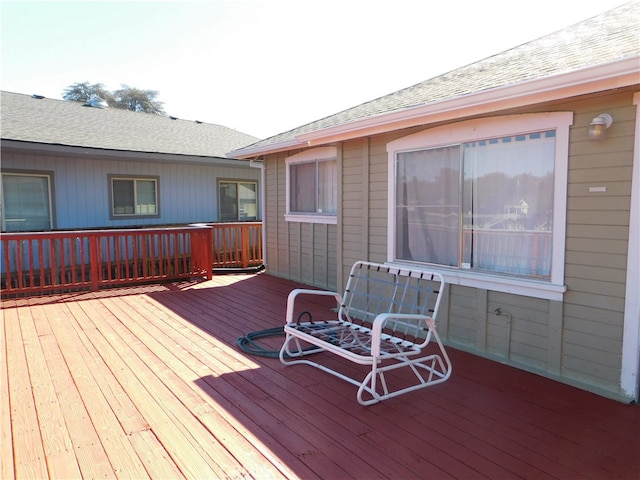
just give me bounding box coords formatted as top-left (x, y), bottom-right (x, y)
top-left (2, 272), bottom-right (638, 479)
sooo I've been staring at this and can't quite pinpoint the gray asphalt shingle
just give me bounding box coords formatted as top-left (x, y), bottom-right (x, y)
top-left (1, 91), bottom-right (259, 159)
top-left (242, 1), bottom-right (639, 151)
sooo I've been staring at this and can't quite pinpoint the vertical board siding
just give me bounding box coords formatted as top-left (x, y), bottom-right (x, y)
top-left (264, 153), bottom-right (284, 275)
top-left (367, 140), bottom-right (391, 263)
top-left (300, 223), bottom-right (313, 285)
top-left (447, 285), bottom-right (479, 347)
top-left (312, 224), bottom-right (328, 287)
top-left (276, 153), bottom-right (290, 277)
top-left (341, 139), bottom-right (367, 286)
top-left (263, 152), bottom-right (336, 290)
top-left (1, 153), bottom-right (260, 229)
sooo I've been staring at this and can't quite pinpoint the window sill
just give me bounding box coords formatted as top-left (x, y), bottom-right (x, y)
top-left (386, 262), bottom-right (566, 301)
top-left (110, 214), bottom-right (160, 220)
top-left (285, 213), bottom-right (337, 225)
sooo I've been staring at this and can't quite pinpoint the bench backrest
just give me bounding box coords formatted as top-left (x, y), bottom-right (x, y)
top-left (339, 261), bottom-right (444, 339)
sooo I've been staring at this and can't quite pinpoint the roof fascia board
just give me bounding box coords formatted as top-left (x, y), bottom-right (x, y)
top-left (299, 55), bottom-right (639, 146)
top-left (1, 140), bottom-right (251, 167)
top-left (232, 55), bottom-right (639, 157)
top-left (227, 138), bottom-right (305, 159)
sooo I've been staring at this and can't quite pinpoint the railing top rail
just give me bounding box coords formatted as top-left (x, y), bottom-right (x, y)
top-left (1, 225), bottom-right (214, 240)
top-left (200, 221), bottom-right (262, 227)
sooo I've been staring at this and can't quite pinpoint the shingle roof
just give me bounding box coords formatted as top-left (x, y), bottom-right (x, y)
top-left (241, 1), bottom-right (640, 152)
top-left (0, 91), bottom-right (259, 159)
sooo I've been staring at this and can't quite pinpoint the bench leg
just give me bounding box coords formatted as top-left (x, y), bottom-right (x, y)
top-left (281, 330), bottom-right (452, 406)
top-left (357, 336), bottom-right (452, 406)
top-left (279, 332), bottom-right (324, 364)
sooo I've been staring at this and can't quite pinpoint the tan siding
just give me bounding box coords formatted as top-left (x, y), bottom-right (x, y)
top-left (567, 210), bottom-right (631, 226)
top-left (564, 303), bottom-right (625, 329)
top-left (556, 95), bottom-right (622, 385)
top-left (419, 92), bottom-right (635, 396)
top-left (565, 235), bottom-right (628, 255)
top-left (261, 89), bottom-right (636, 399)
top-left (566, 224), bottom-right (629, 240)
top-left (341, 139), bottom-right (367, 284)
top-left (487, 292), bottom-right (550, 368)
top-left (326, 226), bottom-right (337, 291)
top-left (565, 263), bottom-right (627, 284)
top-left (299, 223), bottom-right (313, 284)
top-left (367, 139), bottom-right (389, 263)
top-left (446, 286), bottom-right (478, 348)
top-left (263, 150), bottom-right (337, 290)
top-left (265, 153), bottom-right (292, 279)
top-left (562, 94), bottom-right (635, 391)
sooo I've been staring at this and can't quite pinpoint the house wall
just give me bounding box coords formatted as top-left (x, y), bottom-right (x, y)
top-left (263, 89), bottom-right (637, 400)
top-left (264, 151), bottom-right (337, 290)
top-left (1, 152), bottom-right (261, 229)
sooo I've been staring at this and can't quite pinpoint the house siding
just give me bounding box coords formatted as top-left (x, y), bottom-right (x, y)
top-left (263, 151), bottom-right (337, 291)
top-left (561, 93), bottom-right (635, 393)
top-left (1, 151), bottom-right (260, 229)
top-left (262, 89), bottom-right (636, 400)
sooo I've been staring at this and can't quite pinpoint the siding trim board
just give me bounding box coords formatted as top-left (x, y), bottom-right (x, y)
top-left (620, 92), bottom-right (640, 400)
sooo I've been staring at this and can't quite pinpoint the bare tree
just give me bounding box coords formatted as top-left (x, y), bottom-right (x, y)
top-left (110, 84), bottom-right (165, 114)
top-left (62, 82), bottom-right (112, 103)
top-left (61, 82), bottom-right (165, 115)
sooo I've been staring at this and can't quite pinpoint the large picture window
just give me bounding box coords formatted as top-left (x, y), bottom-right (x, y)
top-left (110, 176), bottom-right (159, 217)
top-left (388, 113), bottom-right (572, 300)
top-left (286, 146), bottom-right (338, 224)
top-left (397, 132), bottom-right (555, 278)
top-left (219, 180), bottom-right (258, 221)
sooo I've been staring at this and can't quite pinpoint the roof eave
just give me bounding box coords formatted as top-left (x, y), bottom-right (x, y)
top-left (231, 54), bottom-right (640, 158)
top-left (0, 140), bottom-right (252, 167)
top-left (227, 137), bottom-right (306, 159)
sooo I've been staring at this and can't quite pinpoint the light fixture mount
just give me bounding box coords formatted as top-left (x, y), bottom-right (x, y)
top-left (588, 113), bottom-right (613, 140)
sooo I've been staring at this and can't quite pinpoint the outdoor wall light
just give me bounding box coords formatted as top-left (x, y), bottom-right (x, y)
top-left (588, 113), bottom-right (613, 140)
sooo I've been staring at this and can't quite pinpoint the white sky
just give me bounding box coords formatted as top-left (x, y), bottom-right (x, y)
top-left (1, 0), bottom-right (632, 139)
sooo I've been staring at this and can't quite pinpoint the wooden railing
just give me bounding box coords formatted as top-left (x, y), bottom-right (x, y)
top-left (210, 222), bottom-right (263, 269)
top-left (1, 223), bottom-right (264, 296)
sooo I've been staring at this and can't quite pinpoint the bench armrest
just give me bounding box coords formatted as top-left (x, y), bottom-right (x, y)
top-left (370, 313), bottom-right (436, 356)
top-left (285, 289), bottom-right (343, 325)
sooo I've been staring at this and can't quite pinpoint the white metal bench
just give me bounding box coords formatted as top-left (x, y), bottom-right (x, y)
top-left (279, 261), bottom-right (452, 405)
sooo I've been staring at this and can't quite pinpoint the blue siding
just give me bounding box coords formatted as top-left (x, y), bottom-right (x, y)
top-left (1, 151), bottom-right (260, 229)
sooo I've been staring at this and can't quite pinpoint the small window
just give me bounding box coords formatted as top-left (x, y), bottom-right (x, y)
top-left (286, 146), bottom-right (338, 224)
top-left (219, 180), bottom-right (258, 221)
top-left (110, 176), bottom-right (159, 217)
top-left (1, 172), bottom-right (53, 232)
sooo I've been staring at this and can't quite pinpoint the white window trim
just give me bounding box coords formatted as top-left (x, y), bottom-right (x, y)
top-left (386, 112), bottom-right (573, 301)
top-left (621, 92), bottom-right (640, 401)
top-left (285, 146), bottom-right (338, 224)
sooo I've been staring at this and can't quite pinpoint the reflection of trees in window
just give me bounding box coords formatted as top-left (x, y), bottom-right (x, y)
top-left (463, 172), bottom-right (554, 231)
top-left (111, 177), bottom-right (158, 216)
top-left (1, 173), bottom-right (52, 231)
top-left (219, 181), bottom-right (257, 222)
top-left (396, 130), bottom-right (555, 279)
